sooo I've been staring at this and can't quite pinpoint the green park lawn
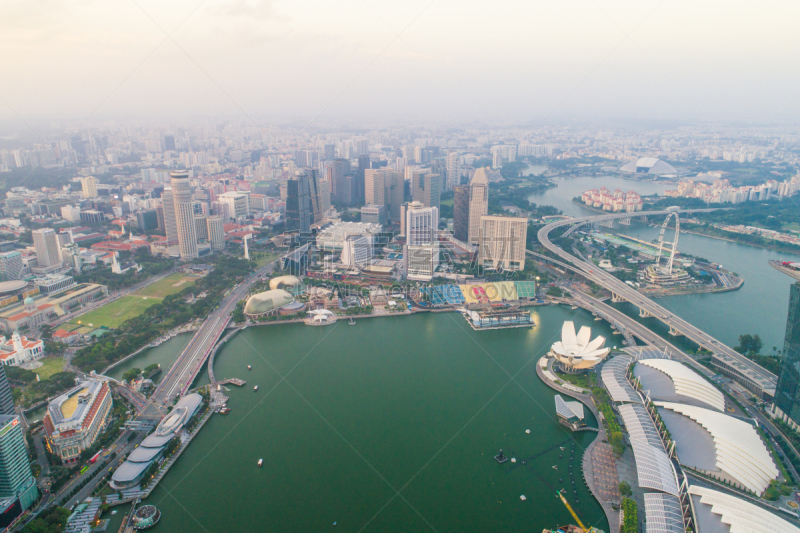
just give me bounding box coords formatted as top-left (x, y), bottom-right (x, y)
top-left (34, 357), bottom-right (65, 380)
top-left (73, 295), bottom-right (161, 329)
top-left (252, 252), bottom-right (280, 269)
top-left (132, 272), bottom-right (199, 298)
top-left (440, 198), bottom-right (454, 207)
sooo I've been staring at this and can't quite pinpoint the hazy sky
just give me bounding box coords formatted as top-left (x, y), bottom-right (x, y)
top-left (2, 0), bottom-right (800, 127)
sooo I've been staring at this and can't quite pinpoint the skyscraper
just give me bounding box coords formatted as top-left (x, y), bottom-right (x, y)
top-left (774, 282), bottom-right (800, 428)
top-left (32, 228), bottom-right (62, 268)
top-left (446, 152), bottom-right (461, 190)
top-left (286, 172), bottom-right (311, 234)
top-left (412, 172), bottom-right (441, 213)
top-left (0, 367), bottom-right (13, 416)
top-left (81, 175), bottom-right (97, 198)
top-left (161, 189), bottom-right (179, 245)
top-left (170, 171), bottom-right (198, 259)
top-left (206, 216), bottom-right (225, 251)
top-left (323, 144), bottom-right (335, 161)
top-left (387, 171), bottom-right (404, 226)
top-left (307, 170), bottom-right (327, 223)
top-left (477, 215), bottom-right (527, 272)
top-left (0, 415), bottom-right (38, 518)
top-left (330, 159), bottom-right (351, 204)
top-left (468, 168), bottom-right (489, 245)
top-left (164, 134), bottom-right (176, 151)
top-left (356, 155), bottom-right (370, 204)
top-left (365, 169), bottom-right (387, 207)
top-left (405, 202), bottom-right (438, 246)
top-left (0, 252), bottom-right (24, 282)
top-left (453, 185), bottom-right (470, 242)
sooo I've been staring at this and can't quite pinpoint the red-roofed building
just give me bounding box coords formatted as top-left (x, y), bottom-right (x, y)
top-left (0, 332), bottom-right (44, 366)
top-left (52, 329), bottom-right (82, 345)
top-left (43, 379), bottom-right (112, 464)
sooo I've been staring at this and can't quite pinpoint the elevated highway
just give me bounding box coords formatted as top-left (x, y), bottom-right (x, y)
top-left (535, 209), bottom-right (777, 399)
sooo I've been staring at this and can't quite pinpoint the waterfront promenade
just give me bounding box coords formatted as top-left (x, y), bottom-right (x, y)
top-left (536, 355), bottom-right (620, 533)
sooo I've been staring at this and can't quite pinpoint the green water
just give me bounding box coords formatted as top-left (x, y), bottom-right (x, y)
top-left (144, 309), bottom-right (611, 533)
top-left (106, 333), bottom-right (192, 382)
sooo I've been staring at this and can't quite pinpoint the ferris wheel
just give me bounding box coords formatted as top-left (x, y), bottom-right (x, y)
top-left (654, 212), bottom-right (680, 275)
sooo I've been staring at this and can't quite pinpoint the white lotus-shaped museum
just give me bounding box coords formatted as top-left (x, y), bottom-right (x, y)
top-left (550, 321), bottom-right (611, 371)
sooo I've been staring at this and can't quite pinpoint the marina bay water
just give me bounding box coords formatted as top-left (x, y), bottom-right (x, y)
top-left (105, 333), bottom-right (192, 383)
top-left (141, 310), bottom-right (610, 533)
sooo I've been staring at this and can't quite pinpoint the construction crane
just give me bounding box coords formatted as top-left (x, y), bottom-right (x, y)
top-left (557, 490), bottom-right (586, 530)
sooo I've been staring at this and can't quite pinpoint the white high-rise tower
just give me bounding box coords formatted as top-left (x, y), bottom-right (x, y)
top-left (170, 171), bottom-right (198, 259)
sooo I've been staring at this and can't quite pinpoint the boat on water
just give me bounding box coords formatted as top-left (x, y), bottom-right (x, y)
top-left (348, 317), bottom-right (355, 325)
top-left (594, 317), bottom-right (602, 321)
top-left (254, 386), bottom-right (259, 392)
top-left (257, 459), bottom-right (263, 467)
top-left (219, 408), bottom-right (230, 415)
top-left (570, 306), bottom-right (578, 310)
top-left (247, 365), bottom-right (252, 370)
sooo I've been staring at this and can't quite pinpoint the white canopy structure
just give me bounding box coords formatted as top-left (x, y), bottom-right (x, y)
top-left (601, 355), bottom-right (642, 404)
top-left (619, 157), bottom-right (677, 176)
top-left (656, 402), bottom-right (779, 494)
top-left (554, 394), bottom-right (585, 420)
top-left (643, 493), bottom-right (684, 533)
top-left (617, 403), bottom-right (680, 496)
top-left (638, 359), bottom-right (726, 412)
top-left (550, 321), bottom-right (611, 371)
top-left (689, 485), bottom-right (800, 533)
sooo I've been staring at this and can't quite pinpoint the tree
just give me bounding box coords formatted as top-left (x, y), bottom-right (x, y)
top-left (737, 334), bottom-right (763, 355)
top-left (122, 368), bottom-right (141, 382)
top-left (618, 480), bottom-right (632, 497)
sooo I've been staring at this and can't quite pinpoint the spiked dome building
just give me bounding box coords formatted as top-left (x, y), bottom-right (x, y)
top-left (549, 321), bottom-right (611, 372)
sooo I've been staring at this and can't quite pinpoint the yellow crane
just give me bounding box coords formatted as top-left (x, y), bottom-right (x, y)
top-left (557, 490), bottom-right (587, 531)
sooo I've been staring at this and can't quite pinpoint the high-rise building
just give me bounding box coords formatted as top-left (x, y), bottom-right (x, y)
top-left (32, 228), bottom-right (62, 268)
top-left (453, 186), bottom-right (470, 243)
top-left (0, 252), bottom-right (23, 282)
top-left (81, 176), bottom-right (97, 198)
top-left (286, 172), bottom-right (311, 234)
top-left (412, 172), bottom-right (441, 213)
top-left (405, 202), bottom-right (438, 246)
top-left (0, 367), bottom-right (13, 416)
top-left (164, 134), bottom-right (176, 151)
top-left (170, 171), bottom-right (198, 259)
top-left (330, 159), bottom-right (351, 204)
top-left (446, 152), bottom-right (461, 190)
top-left (387, 171), bottom-right (404, 226)
top-left (136, 209), bottom-right (158, 232)
top-left (356, 155), bottom-right (370, 204)
top-left (218, 192), bottom-right (250, 219)
top-left (43, 380), bottom-right (113, 464)
top-left (365, 169), bottom-right (388, 207)
top-left (161, 189), bottom-right (178, 245)
top-left (774, 282), bottom-right (800, 428)
top-left (324, 144), bottom-right (335, 161)
top-left (468, 168), bottom-right (490, 245)
top-left (307, 170), bottom-right (328, 223)
top-left (0, 415), bottom-right (39, 520)
top-left (477, 215), bottom-right (527, 272)
top-left (194, 215), bottom-right (208, 240)
top-left (206, 216), bottom-right (225, 251)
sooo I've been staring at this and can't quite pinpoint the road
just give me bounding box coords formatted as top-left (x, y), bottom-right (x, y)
top-left (150, 259), bottom-right (279, 407)
top-left (536, 209), bottom-right (778, 398)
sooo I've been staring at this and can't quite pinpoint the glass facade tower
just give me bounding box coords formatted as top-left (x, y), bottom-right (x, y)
top-left (775, 282), bottom-right (800, 425)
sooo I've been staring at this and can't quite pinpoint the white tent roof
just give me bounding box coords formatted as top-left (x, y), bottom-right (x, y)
top-left (638, 359), bottom-right (726, 412)
top-left (657, 402), bottom-right (779, 494)
top-left (689, 485), bottom-right (800, 533)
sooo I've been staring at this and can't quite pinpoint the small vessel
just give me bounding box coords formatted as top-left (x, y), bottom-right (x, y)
top-left (511, 458), bottom-right (516, 463)
top-left (594, 317), bottom-right (602, 321)
top-left (254, 386), bottom-right (259, 392)
top-left (525, 429), bottom-right (531, 434)
top-left (570, 306), bottom-right (578, 310)
top-left (219, 408), bottom-right (230, 415)
top-left (552, 465), bottom-right (558, 470)
top-left (520, 495), bottom-right (526, 501)
top-left (348, 317), bottom-right (355, 325)
top-left (248, 365), bottom-right (252, 370)
top-left (257, 459), bottom-right (263, 467)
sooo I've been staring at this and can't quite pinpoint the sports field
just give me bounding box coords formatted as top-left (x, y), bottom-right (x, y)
top-left (132, 272), bottom-right (199, 298)
top-left (73, 295), bottom-right (160, 329)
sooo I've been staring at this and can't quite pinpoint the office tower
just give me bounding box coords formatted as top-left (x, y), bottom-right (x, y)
top-left (0, 252), bottom-right (23, 282)
top-left (194, 215), bottom-right (208, 240)
top-left (218, 192), bottom-right (250, 219)
top-left (81, 175), bottom-right (98, 198)
top-left (307, 170), bottom-right (328, 223)
top-left (774, 283), bottom-right (800, 427)
top-left (0, 367), bottom-right (13, 416)
top-left (355, 138), bottom-right (369, 157)
top-left (361, 205), bottom-right (387, 225)
top-left (0, 415), bottom-right (38, 517)
top-left (32, 228), bottom-right (62, 268)
top-left (356, 155), bottom-right (369, 204)
top-left (324, 144), bottom-right (335, 161)
top-left (170, 171), bottom-right (199, 260)
top-left (161, 189), bottom-right (178, 245)
top-left (446, 152), bottom-right (461, 190)
top-left (405, 202), bottom-right (438, 246)
top-left (387, 171), bottom-right (404, 225)
top-left (412, 172), bottom-right (441, 213)
top-left (164, 134), bottom-right (176, 151)
top-left (136, 209), bottom-right (158, 232)
top-left (468, 168), bottom-right (489, 245)
top-left (206, 216), bottom-right (225, 251)
top-left (295, 150), bottom-right (318, 168)
top-left (330, 159), bottom-right (351, 204)
top-left (365, 169), bottom-right (387, 207)
top-left (477, 215), bottom-right (527, 272)
top-left (286, 172), bottom-right (311, 234)
top-left (453, 186), bottom-right (470, 242)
